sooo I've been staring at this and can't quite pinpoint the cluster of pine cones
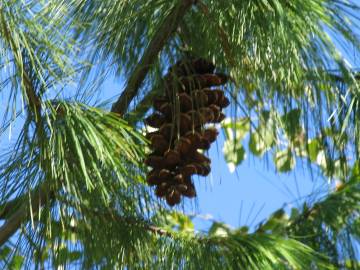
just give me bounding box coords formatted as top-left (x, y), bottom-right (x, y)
top-left (145, 57), bottom-right (230, 206)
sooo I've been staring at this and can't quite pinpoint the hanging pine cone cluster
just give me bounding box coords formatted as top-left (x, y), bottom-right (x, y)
top-left (144, 57), bottom-right (230, 206)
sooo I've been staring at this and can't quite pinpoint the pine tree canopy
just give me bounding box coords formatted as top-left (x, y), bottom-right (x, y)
top-left (1, 0), bottom-right (360, 269)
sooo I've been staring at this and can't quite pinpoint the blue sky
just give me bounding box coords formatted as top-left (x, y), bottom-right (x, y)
top-left (190, 136), bottom-right (329, 232)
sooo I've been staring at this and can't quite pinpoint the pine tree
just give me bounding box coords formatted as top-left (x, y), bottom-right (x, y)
top-left (1, 0), bottom-right (360, 269)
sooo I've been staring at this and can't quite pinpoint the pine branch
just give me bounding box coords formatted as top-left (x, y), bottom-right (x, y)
top-left (0, 69), bottom-right (45, 243)
top-left (0, 14), bottom-right (46, 245)
top-left (0, 182), bottom-right (50, 220)
top-left (288, 179), bottom-right (359, 231)
top-left (61, 206), bottom-right (329, 269)
top-left (111, 0), bottom-right (195, 115)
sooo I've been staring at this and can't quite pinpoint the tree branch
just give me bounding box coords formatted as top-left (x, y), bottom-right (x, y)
top-left (111, 0), bottom-right (195, 115)
top-left (0, 196), bottom-right (26, 220)
top-left (0, 183), bottom-right (48, 220)
top-left (0, 185), bottom-right (53, 246)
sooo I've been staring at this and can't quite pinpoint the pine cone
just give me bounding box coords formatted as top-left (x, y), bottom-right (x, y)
top-left (144, 57), bottom-right (230, 206)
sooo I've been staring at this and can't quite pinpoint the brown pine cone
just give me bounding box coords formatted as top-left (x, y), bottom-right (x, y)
top-left (212, 89), bottom-right (225, 100)
top-left (164, 149), bottom-right (181, 166)
top-left (179, 73), bottom-right (229, 90)
top-left (159, 169), bottom-right (172, 180)
top-left (174, 173), bottom-right (184, 183)
top-left (185, 163), bottom-right (210, 177)
top-left (176, 183), bottom-right (188, 193)
top-left (179, 164), bottom-right (198, 177)
top-left (203, 89), bottom-right (218, 104)
top-left (198, 137), bottom-right (211, 150)
top-left (218, 96), bottom-right (230, 108)
top-left (204, 88), bottom-right (230, 109)
top-left (144, 155), bottom-right (165, 169)
top-left (192, 90), bottom-right (209, 108)
top-left (182, 182), bottom-right (196, 198)
top-left (158, 102), bottom-right (172, 116)
top-left (155, 182), bottom-right (168, 198)
top-left (184, 131), bottom-right (202, 148)
top-left (191, 58), bottom-right (216, 74)
top-left (149, 134), bottom-right (169, 154)
top-left (178, 92), bottom-right (193, 111)
top-left (191, 151), bottom-right (211, 164)
top-left (176, 113), bottom-right (192, 131)
top-left (215, 112), bottom-right (226, 123)
top-left (197, 163), bottom-right (211, 176)
top-left (187, 110), bottom-right (206, 127)
top-left (166, 189), bottom-right (181, 206)
top-left (153, 97), bottom-right (168, 111)
top-left (199, 107), bottom-right (215, 122)
top-left (146, 170), bottom-right (160, 186)
top-left (145, 131), bottom-right (158, 140)
top-left (159, 123), bottom-right (176, 139)
top-left (144, 112), bottom-right (167, 128)
top-left (174, 137), bottom-right (193, 155)
top-left (144, 57), bottom-right (230, 206)
top-left (202, 128), bottom-right (219, 143)
top-left (169, 58), bottom-right (215, 76)
top-left (209, 104), bottom-right (221, 120)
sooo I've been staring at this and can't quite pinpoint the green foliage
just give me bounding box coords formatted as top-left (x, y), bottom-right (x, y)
top-left (223, 117), bottom-right (249, 170)
top-left (249, 111), bottom-right (277, 157)
top-left (273, 148), bottom-right (296, 172)
top-left (221, 106), bottom-right (350, 179)
top-left (1, 0), bottom-right (360, 269)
